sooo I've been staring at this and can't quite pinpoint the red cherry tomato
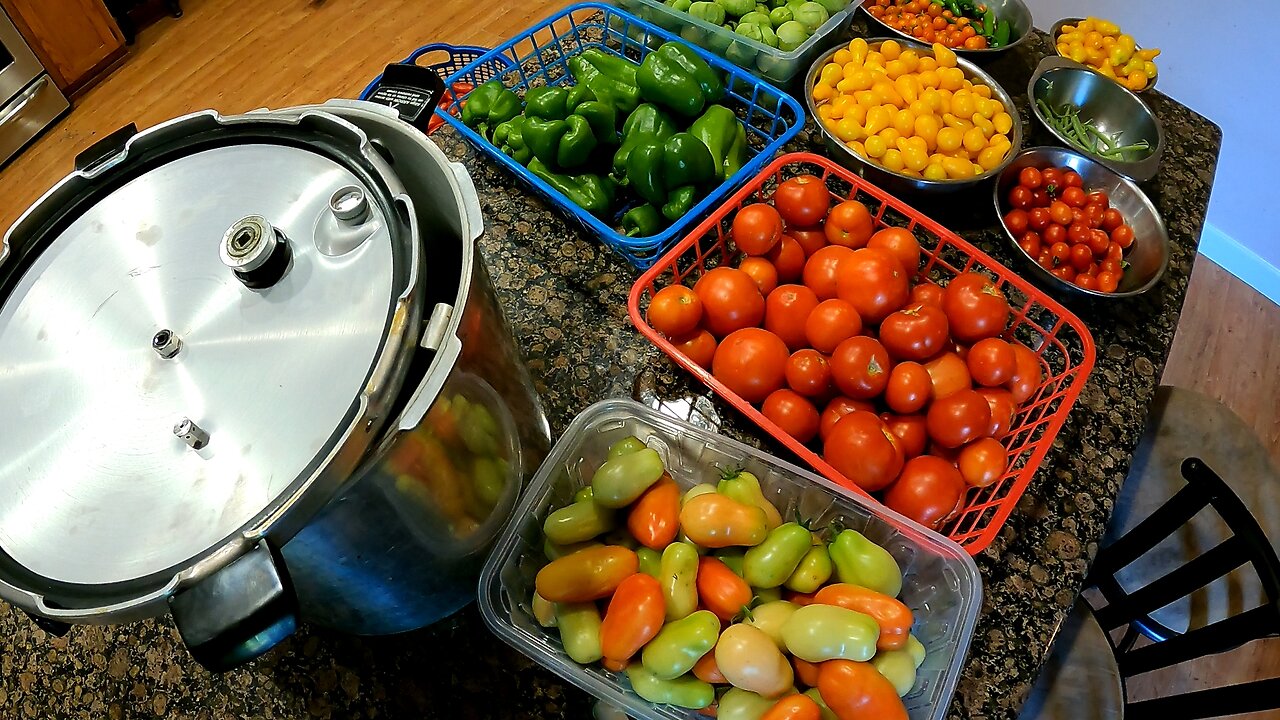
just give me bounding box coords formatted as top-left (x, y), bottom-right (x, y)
top-left (1063, 170), bottom-right (1083, 188)
top-left (1018, 231), bottom-right (1042, 258)
top-left (1101, 208), bottom-right (1124, 232)
top-left (1089, 230), bottom-right (1111, 256)
top-left (1043, 222), bottom-right (1066, 247)
top-left (1008, 186), bottom-right (1033, 210)
top-left (1112, 224), bottom-right (1135, 249)
top-left (1097, 271), bottom-right (1121, 293)
top-left (1087, 190), bottom-right (1110, 208)
top-left (1067, 222), bottom-right (1091, 245)
top-left (1018, 167), bottom-right (1042, 189)
top-left (1048, 201), bottom-right (1073, 226)
top-left (1070, 243), bottom-right (1093, 271)
top-left (1061, 186), bottom-right (1086, 208)
top-left (1049, 241), bottom-right (1071, 265)
top-left (1004, 209), bottom-right (1029, 236)
top-left (1028, 207), bottom-right (1051, 231)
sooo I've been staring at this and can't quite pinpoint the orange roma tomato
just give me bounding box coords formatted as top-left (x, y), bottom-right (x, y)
top-left (627, 475), bottom-right (681, 550)
top-left (601, 573), bottom-right (666, 665)
top-left (817, 659), bottom-right (908, 720)
top-left (761, 693), bottom-right (822, 720)
top-left (792, 657), bottom-right (822, 688)
top-left (694, 650), bottom-right (728, 684)
top-left (697, 556), bottom-right (754, 620)
top-left (680, 493), bottom-right (769, 548)
top-left (648, 285), bottom-right (703, 338)
top-left (535, 545), bottom-right (639, 603)
top-left (813, 583), bottom-right (914, 651)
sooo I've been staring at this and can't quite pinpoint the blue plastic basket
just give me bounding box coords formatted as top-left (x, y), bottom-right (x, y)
top-left (438, 2), bottom-right (805, 269)
top-left (358, 43), bottom-right (514, 101)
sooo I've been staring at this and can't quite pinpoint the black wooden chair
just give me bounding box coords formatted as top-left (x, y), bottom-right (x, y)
top-left (1021, 457), bottom-right (1280, 720)
top-left (105, 0), bottom-right (183, 45)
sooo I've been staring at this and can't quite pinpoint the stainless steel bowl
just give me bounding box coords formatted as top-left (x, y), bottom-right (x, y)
top-left (1051, 17), bottom-right (1158, 93)
top-left (993, 146), bottom-right (1168, 299)
top-left (804, 38), bottom-right (1023, 196)
top-left (858, 0), bottom-right (1034, 57)
top-left (1028, 56), bottom-right (1163, 182)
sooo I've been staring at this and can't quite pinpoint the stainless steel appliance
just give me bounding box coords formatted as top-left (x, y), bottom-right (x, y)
top-left (0, 6), bottom-right (69, 166)
top-left (0, 98), bottom-right (550, 670)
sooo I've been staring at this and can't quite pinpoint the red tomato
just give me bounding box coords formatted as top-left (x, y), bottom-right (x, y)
top-left (820, 397), bottom-right (876, 441)
top-left (830, 336), bottom-right (892, 400)
top-left (923, 351), bottom-right (971, 399)
top-left (867, 227), bottom-right (921, 276)
top-left (739, 256), bottom-right (779, 296)
top-left (733, 204), bottom-right (784, 255)
top-left (1028, 207), bottom-right (1051, 231)
top-left (885, 361), bottom-right (931, 414)
top-left (712, 328), bottom-right (790, 403)
top-left (804, 298), bottom-right (862, 354)
top-left (1061, 186), bottom-right (1086, 208)
top-left (1067, 222), bottom-right (1091, 245)
top-left (1018, 167), bottom-right (1042, 189)
top-left (1008, 185), bottom-right (1032, 210)
top-left (823, 411), bottom-right (905, 492)
top-left (786, 349), bottom-right (833, 399)
top-left (648, 285), bottom-right (703, 338)
top-left (765, 284), bottom-right (820, 351)
top-left (773, 175), bottom-right (831, 229)
top-left (824, 200), bottom-right (875, 248)
top-left (671, 329), bottom-right (717, 369)
top-left (836, 248), bottom-right (910, 324)
top-left (976, 387), bottom-right (1016, 438)
top-left (1069, 243), bottom-right (1093, 271)
top-left (1018, 231), bottom-right (1041, 258)
top-left (1007, 344), bottom-right (1042, 404)
top-left (802, 245), bottom-right (855, 300)
top-left (910, 283), bottom-right (945, 308)
top-left (926, 389), bottom-right (992, 448)
top-left (1063, 170), bottom-right (1083, 188)
top-left (1101, 207), bottom-right (1124, 232)
top-left (1112, 224), bottom-right (1135, 249)
top-left (763, 389), bottom-right (821, 443)
top-left (789, 227), bottom-right (828, 257)
top-left (958, 437), bottom-right (1008, 488)
top-left (1097, 270), bottom-right (1120, 293)
top-left (1004, 209), bottom-right (1029, 236)
top-left (878, 303), bottom-right (950, 361)
top-left (881, 413), bottom-right (928, 458)
top-left (817, 661), bottom-right (908, 720)
top-left (766, 235), bottom-right (807, 283)
top-left (694, 267), bottom-right (766, 337)
top-left (1048, 201), bottom-right (1073, 226)
top-left (942, 272), bottom-right (1010, 343)
top-left (1043, 222), bottom-right (1066, 247)
top-left (966, 338), bottom-right (1015, 387)
top-left (884, 455), bottom-right (966, 529)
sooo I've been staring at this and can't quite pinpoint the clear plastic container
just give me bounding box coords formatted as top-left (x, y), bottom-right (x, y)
top-left (613, 0), bottom-right (859, 86)
top-left (478, 399), bottom-right (982, 720)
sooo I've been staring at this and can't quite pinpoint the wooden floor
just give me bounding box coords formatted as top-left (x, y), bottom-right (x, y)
top-left (0, 0), bottom-right (1277, 715)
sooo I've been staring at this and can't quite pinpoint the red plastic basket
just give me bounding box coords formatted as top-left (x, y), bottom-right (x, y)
top-left (628, 153), bottom-right (1096, 554)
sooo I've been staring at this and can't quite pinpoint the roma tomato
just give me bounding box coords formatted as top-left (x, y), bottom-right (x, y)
top-left (802, 245), bottom-right (855, 300)
top-left (717, 470), bottom-right (784, 530)
top-left (867, 227), bottom-right (921, 276)
top-left (628, 475), bottom-right (681, 550)
top-left (716, 623), bottom-right (795, 698)
top-left (734, 203), bottom-right (784, 255)
top-left (836, 248), bottom-right (910, 324)
top-left (781, 604), bottom-right (878, 662)
top-left (820, 397), bottom-right (876, 441)
top-left (792, 657), bottom-right (823, 688)
top-left (774, 175), bottom-right (831, 229)
top-left (828, 528), bottom-right (901, 597)
top-left (823, 411), bottom-right (904, 492)
top-left (785, 544), bottom-right (833, 594)
top-left (693, 651), bottom-right (727, 684)
top-left (958, 437), bottom-right (1008, 487)
top-left (697, 556), bottom-right (754, 620)
top-left (766, 284), bottom-right (821, 351)
top-left (830, 336), bottom-right (892, 399)
top-left (923, 351), bottom-right (971, 399)
top-left (641, 609), bottom-right (720, 679)
top-left (884, 361), bottom-right (931, 414)
top-left (672, 329), bottom-right (717, 370)
top-left (768, 236), bottom-right (807, 283)
top-left (556, 602), bottom-right (604, 664)
top-left (591, 448), bottom-right (666, 507)
top-left (648, 285), bottom-right (703, 338)
top-left (601, 573), bottom-right (667, 665)
top-left (790, 227), bottom-right (829, 257)
top-left (813, 583), bottom-right (914, 651)
top-left (942, 272), bottom-right (1010, 343)
top-left (761, 693), bottom-right (822, 720)
top-left (744, 600), bottom-right (800, 651)
top-left (695, 267), bottom-right (765, 337)
top-left (762, 389), bottom-right (821, 443)
top-left (744, 522), bottom-right (814, 588)
top-left (878, 303), bottom-right (950, 361)
top-left (739, 256), bottom-right (779, 296)
top-left (680, 493), bottom-right (769, 548)
top-left (926, 389), bottom-right (992, 448)
top-left (976, 387), bottom-right (1016, 438)
top-left (817, 659), bottom-right (909, 720)
top-left (661, 541), bottom-right (700, 621)
top-left (884, 455), bottom-right (966, 529)
top-left (966, 337), bottom-right (1015, 387)
top-left (909, 283), bottom-right (945, 308)
top-left (825, 200), bottom-right (875, 248)
top-left (881, 413), bottom-right (927, 458)
top-left (536, 545), bottom-right (639, 602)
top-left (713, 328), bottom-right (790, 404)
top-left (1007, 344), bottom-right (1043, 404)
top-left (805, 299), bottom-right (862, 354)
top-left (786, 349), bottom-right (833, 399)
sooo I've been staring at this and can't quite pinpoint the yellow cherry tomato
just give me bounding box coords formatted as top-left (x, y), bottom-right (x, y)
top-left (899, 50), bottom-right (919, 73)
top-left (873, 80), bottom-right (904, 107)
top-left (935, 126), bottom-right (963, 153)
top-left (854, 90), bottom-right (879, 108)
top-left (821, 63), bottom-right (843, 86)
top-left (971, 112), bottom-right (994, 137)
top-left (933, 43), bottom-right (957, 69)
top-left (914, 114), bottom-right (940, 151)
top-left (950, 90), bottom-right (974, 119)
top-left (921, 88), bottom-right (944, 112)
top-left (864, 134), bottom-right (887, 159)
top-left (817, 105), bottom-right (835, 123)
top-left (835, 117), bottom-right (866, 143)
top-left (962, 126), bottom-right (986, 154)
top-left (848, 140), bottom-right (867, 158)
top-left (829, 94), bottom-right (855, 119)
top-left (1143, 61), bottom-right (1157, 78)
top-left (941, 112), bottom-right (971, 130)
top-left (942, 156), bottom-right (973, 179)
top-left (833, 49), bottom-right (852, 66)
top-left (881, 148), bottom-right (905, 171)
top-left (876, 127), bottom-right (901, 148)
top-left (1069, 45), bottom-right (1088, 64)
top-left (976, 144), bottom-right (1007, 171)
top-left (848, 38), bottom-right (868, 64)
top-left (845, 103), bottom-right (868, 126)
top-left (864, 105), bottom-right (891, 135)
top-left (971, 83), bottom-right (992, 99)
top-left (917, 56), bottom-right (937, 73)
top-left (938, 67), bottom-right (963, 91)
top-left (909, 99), bottom-right (931, 117)
top-left (992, 111), bottom-right (1013, 135)
top-left (892, 108), bottom-right (914, 136)
top-left (880, 39), bottom-right (902, 61)
top-left (884, 59), bottom-right (908, 80)
top-left (922, 164), bottom-right (946, 181)
top-left (917, 69), bottom-right (940, 90)
top-left (1137, 48), bottom-right (1161, 61)
top-left (1125, 72), bottom-right (1147, 91)
top-left (895, 75), bottom-right (919, 104)
top-left (813, 84), bottom-right (834, 102)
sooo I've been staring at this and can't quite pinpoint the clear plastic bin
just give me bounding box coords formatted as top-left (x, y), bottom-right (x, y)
top-left (478, 399), bottom-right (982, 720)
top-left (613, 0), bottom-right (859, 86)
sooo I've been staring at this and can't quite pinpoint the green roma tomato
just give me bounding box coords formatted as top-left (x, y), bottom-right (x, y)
top-left (761, 693), bottom-right (822, 720)
top-left (784, 542), bottom-right (833, 593)
top-left (744, 600), bottom-right (798, 651)
top-left (472, 455), bottom-right (506, 510)
top-left (601, 573), bottom-right (666, 665)
top-left (555, 601), bottom-right (603, 664)
top-left (716, 548), bottom-right (746, 576)
top-left (574, 486), bottom-right (595, 504)
top-left (532, 590), bottom-right (557, 628)
top-left (744, 522), bottom-right (813, 588)
top-left (804, 688), bottom-right (839, 720)
top-left (755, 586), bottom-right (783, 604)
top-left (871, 649), bottom-right (918, 697)
top-left (637, 547), bottom-right (662, 578)
top-left (817, 660), bottom-right (908, 720)
top-left (905, 635), bottom-right (926, 668)
top-left (720, 688), bottom-right (779, 720)
top-left (536, 545), bottom-right (639, 603)
top-left (628, 475), bottom-right (681, 550)
top-left (543, 538), bottom-right (600, 561)
top-left (680, 493), bottom-right (769, 548)
top-left (829, 529), bottom-right (903, 598)
top-left (661, 542), bottom-right (701, 621)
top-left (602, 527), bottom-right (641, 550)
top-left (717, 469), bottom-right (784, 529)
top-left (683, 483), bottom-right (719, 505)
top-left (592, 447), bottom-right (666, 508)
top-left (543, 499), bottom-right (615, 545)
top-left (610, 436), bottom-right (648, 457)
top-left (716, 623), bottom-right (795, 698)
top-left (641, 609), bottom-right (721, 679)
top-left (626, 663), bottom-right (715, 709)
top-left (780, 604), bottom-right (878, 662)
top-left (698, 556), bottom-right (753, 620)
top-left (813, 584), bottom-right (912, 651)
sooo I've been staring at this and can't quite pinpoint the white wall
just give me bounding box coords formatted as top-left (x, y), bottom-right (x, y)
top-left (1023, 0), bottom-right (1279, 304)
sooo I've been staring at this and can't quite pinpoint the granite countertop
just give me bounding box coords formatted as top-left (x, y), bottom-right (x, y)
top-left (0, 31), bottom-right (1220, 720)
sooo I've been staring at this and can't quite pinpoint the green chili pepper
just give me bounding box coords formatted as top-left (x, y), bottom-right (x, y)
top-left (743, 522), bottom-right (812, 588)
top-left (715, 548), bottom-right (746, 576)
top-left (689, 1), bottom-right (726, 25)
top-left (527, 158), bottom-right (615, 217)
top-left (805, 688), bottom-right (839, 720)
top-left (743, 600), bottom-right (797, 650)
top-left (622, 204), bottom-right (666, 237)
top-left (872, 648), bottom-right (919, 696)
top-left (543, 499), bottom-right (615, 545)
top-left (661, 185), bottom-right (699, 222)
top-left (780, 604), bottom-right (879, 662)
top-left (626, 664), bottom-right (714, 709)
top-left (609, 436), bottom-right (648, 457)
top-left (690, 104), bottom-right (747, 181)
top-left (784, 542), bottom-right (833, 593)
top-left (661, 541), bottom-right (701, 620)
top-left (641, 609), bottom-right (720, 679)
top-left (994, 18), bottom-right (1011, 48)
top-left (591, 447), bottom-right (665, 508)
top-left (717, 469), bottom-right (783, 529)
top-left (569, 51), bottom-right (641, 114)
top-left (829, 529), bottom-right (903, 597)
top-left (613, 103), bottom-right (678, 178)
top-left (555, 601), bottom-right (603, 664)
top-left (719, 688), bottom-right (777, 720)
top-left (637, 546), bottom-right (663, 579)
top-left (637, 42), bottom-right (724, 117)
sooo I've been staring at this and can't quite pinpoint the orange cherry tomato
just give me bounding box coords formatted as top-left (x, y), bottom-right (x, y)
top-left (739, 256), bottom-right (780, 297)
top-left (535, 545), bottom-right (639, 602)
top-left (600, 573), bottom-right (666, 665)
top-left (818, 659), bottom-right (908, 720)
top-left (761, 693), bottom-right (822, 720)
top-left (697, 556), bottom-right (754, 620)
top-left (680, 493), bottom-right (769, 549)
top-left (813, 583), bottom-right (914, 651)
top-left (627, 475), bottom-right (681, 550)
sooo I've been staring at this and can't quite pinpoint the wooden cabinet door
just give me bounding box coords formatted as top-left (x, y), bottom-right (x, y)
top-left (1, 0), bottom-right (125, 95)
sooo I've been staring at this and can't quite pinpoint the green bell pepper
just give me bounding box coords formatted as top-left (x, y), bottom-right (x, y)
top-left (690, 104), bottom-right (747, 181)
top-left (555, 601), bottom-right (604, 664)
top-left (637, 546), bottom-right (663, 579)
top-left (590, 447), bottom-right (665, 508)
top-left (717, 0), bottom-right (755, 15)
top-left (626, 664), bottom-right (714, 709)
top-left (743, 522), bottom-right (812, 588)
top-left (780, 604), bottom-right (879, 662)
top-left (574, 100), bottom-right (618, 145)
top-left (743, 600), bottom-right (798, 650)
top-left (527, 158), bottom-right (615, 217)
top-left (524, 115), bottom-right (598, 169)
top-left (784, 542), bottom-right (833, 593)
top-left (641, 609), bottom-right (720, 679)
top-left (689, 1), bottom-right (726, 25)
top-left (543, 499), bottom-right (614, 545)
top-left (829, 529), bottom-right (903, 597)
top-left (557, 115), bottom-right (597, 167)
top-left (492, 115), bottom-right (532, 165)
top-left (613, 103), bottom-right (678, 178)
top-left (461, 80), bottom-right (523, 137)
top-left (719, 688), bottom-right (776, 720)
top-left (661, 541), bottom-right (700, 621)
top-left (717, 469), bottom-right (783, 529)
top-left (524, 85), bottom-right (593, 121)
top-left (608, 436), bottom-right (648, 457)
top-left (569, 50), bottom-right (641, 114)
top-left (637, 41), bottom-right (724, 117)
top-left (661, 185), bottom-right (698, 222)
top-left (622, 204), bottom-right (665, 237)
top-left (626, 132), bottom-right (715, 209)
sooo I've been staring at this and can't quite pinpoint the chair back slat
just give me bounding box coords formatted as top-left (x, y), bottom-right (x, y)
top-left (1093, 536), bottom-right (1249, 631)
top-left (1126, 677), bottom-right (1280, 720)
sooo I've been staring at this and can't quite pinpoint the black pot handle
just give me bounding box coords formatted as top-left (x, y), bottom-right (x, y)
top-left (74, 123), bottom-right (138, 173)
top-left (168, 540), bottom-right (298, 672)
